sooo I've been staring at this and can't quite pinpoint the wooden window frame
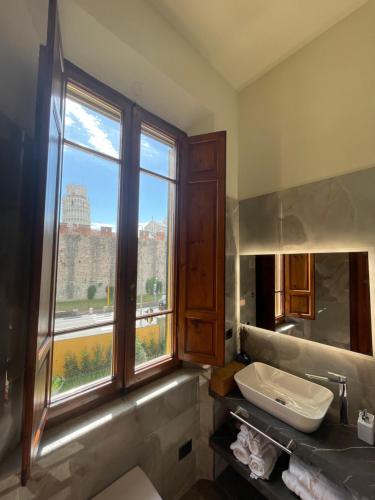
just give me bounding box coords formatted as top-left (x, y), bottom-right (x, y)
top-left (274, 254), bottom-right (285, 324)
top-left (47, 63), bottom-right (185, 425)
top-left (284, 253), bottom-right (315, 320)
top-left (124, 106), bottom-right (184, 388)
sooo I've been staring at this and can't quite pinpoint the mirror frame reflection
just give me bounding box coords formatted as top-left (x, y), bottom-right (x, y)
top-left (240, 252), bottom-right (373, 356)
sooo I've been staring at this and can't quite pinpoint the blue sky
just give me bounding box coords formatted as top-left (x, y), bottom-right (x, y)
top-left (62, 96), bottom-right (175, 227)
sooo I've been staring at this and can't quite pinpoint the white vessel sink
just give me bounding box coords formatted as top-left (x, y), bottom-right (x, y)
top-left (234, 362), bottom-right (334, 433)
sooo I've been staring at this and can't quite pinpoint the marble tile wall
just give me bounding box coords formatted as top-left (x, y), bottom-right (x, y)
top-left (239, 165), bottom-right (375, 424)
top-left (195, 196), bottom-right (240, 482)
top-left (0, 370), bottom-right (201, 500)
top-left (225, 196), bottom-right (239, 362)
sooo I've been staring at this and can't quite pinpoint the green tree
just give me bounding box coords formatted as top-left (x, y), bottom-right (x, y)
top-left (146, 337), bottom-right (158, 360)
top-left (63, 352), bottom-right (79, 379)
top-left (91, 344), bottom-right (105, 370)
top-left (105, 345), bottom-right (112, 368)
top-left (80, 349), bottom-right (91, 373)
top-left (87, 284), bottom-right (97, 300)
top-left (145, 277), bottom-right (162, 295)
top-left (135, 337), bottom-right (147, 364)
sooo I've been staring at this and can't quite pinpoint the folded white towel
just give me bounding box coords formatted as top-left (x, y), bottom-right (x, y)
top-left (240, 424), bottom-right (257, 439)
top-left (282, 470), bottom-right (312, 500)
top-left (247, 432), bottom-right (269, 456)
top-left (289, 455), bottom-right (317, 490)
top-left (237, 431), bottom-right (248, 448)
top-left (230, 439), bottom-right (251, 465)
top-left (248, 444), bottom-right (278, 480)
top-left (287, 455), bottom-right (350, 500)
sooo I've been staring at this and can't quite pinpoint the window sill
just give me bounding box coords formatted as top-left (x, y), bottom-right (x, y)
top-left (39, 367), bottom-right (202, 460)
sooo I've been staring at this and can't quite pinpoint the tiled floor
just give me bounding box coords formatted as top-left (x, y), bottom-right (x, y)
top-left (182, 468), bottom-right (266, 500)
top-left (181, 479), bottom-right (227, 500)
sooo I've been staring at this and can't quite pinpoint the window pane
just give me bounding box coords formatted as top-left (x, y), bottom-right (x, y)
top-left (64, 83), bottom-right (121, 159)
top-left (136, 172), bottom-right (175, 315)
top-left (140, 128), bottom-right (176, 179)
top-left (135, 314), bottom-right (172, 367)
top-left (51, 325), bottom-right (113, 400)
top-left (54, 144), bottom-right (119, 331)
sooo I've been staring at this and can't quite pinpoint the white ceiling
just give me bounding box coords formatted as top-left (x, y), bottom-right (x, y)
top-left (149, 0), bottom-right (367, 90)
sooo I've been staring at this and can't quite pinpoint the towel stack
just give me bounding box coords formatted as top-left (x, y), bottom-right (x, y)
top-left (230, 424), bottom-right (279, 480)
top-left (282, 455), bottom-right (350, 500)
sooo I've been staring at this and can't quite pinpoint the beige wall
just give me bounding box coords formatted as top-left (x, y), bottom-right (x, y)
top-left (238, 1), bottom-right (375, 200)
top-left (0, 0), bottom-right (47, 135)
top-left (60, 0), bottom-right (239, 198)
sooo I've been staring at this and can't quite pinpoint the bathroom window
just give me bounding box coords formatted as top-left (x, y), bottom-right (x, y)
top-left (51, 82), bottom-right (122, 402)
top-left (44, 65), bottom-right (183, 420)
top-left (23, 2), bottom-right (225, 479)
top-left (135, 125), bottom-right (176, 368)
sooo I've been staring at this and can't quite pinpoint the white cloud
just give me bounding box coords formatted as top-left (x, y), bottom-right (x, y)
top-left (141, 135), bottom-right (159, 159)
top-left (65, 99), bottom-right (118, 158)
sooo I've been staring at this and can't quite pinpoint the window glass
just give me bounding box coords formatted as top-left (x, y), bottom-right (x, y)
top-left (136, 172), bottom-right (175, 315)
top-left (135, 125), bottom-right (176, 369)
top-left (64, 83), bottom-right (121, 159)
top-left (135, 314), bottom-right (172, 367)
top-left (51, 325), bottom-right (113, 399)
top-left (54, 145), bottom-right (119, 330)
top-left (51, 83), bottom-right (121, 402)
top-left (140, 128), bottom-right (176, 179)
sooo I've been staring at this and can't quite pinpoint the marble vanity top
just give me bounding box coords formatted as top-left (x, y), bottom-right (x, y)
top-left (212, 389), bottom-right (375, 499)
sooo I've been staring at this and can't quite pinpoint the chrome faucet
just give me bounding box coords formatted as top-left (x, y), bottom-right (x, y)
top-left (305, 371), bottom-right (348, 425)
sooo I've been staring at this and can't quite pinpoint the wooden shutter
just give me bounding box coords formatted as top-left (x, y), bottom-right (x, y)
top-left (22, 0), bottom-right (64, 484)
top-left (349, 252), bottom-right (372, 355)
top-left (284, 254), bottom-right (315, 319)
top-left (178, 131), bottom-right (225, 366)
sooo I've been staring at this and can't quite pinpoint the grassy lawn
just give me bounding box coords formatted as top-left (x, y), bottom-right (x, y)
top-left (56, 297), bottom-right (111, 312)
top-left (52, 367), bottom-right (112, 397)
top-left (56, 294), bottom-right (163, 312)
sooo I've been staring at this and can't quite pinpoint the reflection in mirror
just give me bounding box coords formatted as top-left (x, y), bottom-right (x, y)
top-left (240, 252), bottom-right (372, 356)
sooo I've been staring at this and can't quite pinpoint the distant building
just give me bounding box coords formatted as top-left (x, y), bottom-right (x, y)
top-left (62, 184), bottom-right (91, 226)
top-left (56, 185), bottom-right (167, 302)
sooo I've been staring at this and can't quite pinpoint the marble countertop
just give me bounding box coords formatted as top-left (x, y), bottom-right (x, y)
top-left (212, 389), bottom-right (375, 500)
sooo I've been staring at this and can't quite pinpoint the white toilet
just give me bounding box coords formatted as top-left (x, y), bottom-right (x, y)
top-left (92, 466), bottom-right (162, 500)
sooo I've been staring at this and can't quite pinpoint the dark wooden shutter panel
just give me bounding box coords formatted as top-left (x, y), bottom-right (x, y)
top-left (22, 0), bottom-right (64, 484)
top-left (284, 254), bottom-right (315, 319)
top-left (178, 131), bottom-right (225, 366)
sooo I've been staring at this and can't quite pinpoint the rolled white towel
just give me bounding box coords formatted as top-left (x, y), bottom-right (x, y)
top-left (289, 455), bottom-right (317, 490)
top-left (282, 470), bottom-right (312, 500)
top-left (237, 431), bottom-right (248, 448)
top-left (248, 444), bottom-right (278, 480)
top-left (230, 439), bottom-right (251, 465)
top-left (240, 424), bottom-right (257, 440)
top-left (248, 432), bottom-right (269, 456)
top-left (288, 455), bottom-right (350, 500)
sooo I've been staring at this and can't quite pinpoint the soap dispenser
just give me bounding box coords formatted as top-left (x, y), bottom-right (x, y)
top-left (358, 409), bottom-right (375, 445)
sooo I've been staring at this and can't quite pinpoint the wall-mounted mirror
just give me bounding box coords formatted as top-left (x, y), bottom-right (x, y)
top-left (240, 252), bottom-right (372, 356)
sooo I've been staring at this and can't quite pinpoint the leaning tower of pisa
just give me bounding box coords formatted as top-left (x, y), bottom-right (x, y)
top-left (62, 184), bottom-right (91, 226)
